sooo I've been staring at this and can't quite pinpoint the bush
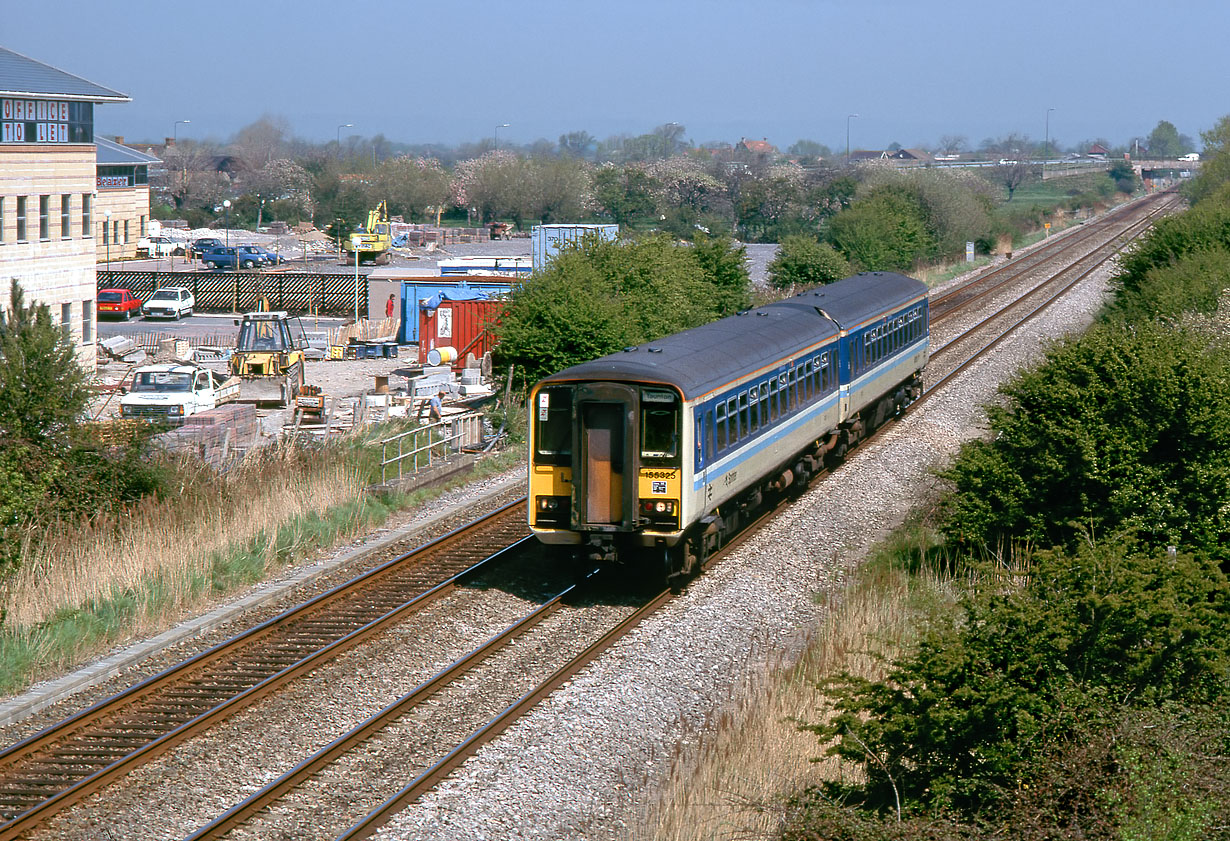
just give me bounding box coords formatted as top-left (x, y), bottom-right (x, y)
top-left (766, 234), bottom-right (852, 290)
top-left (939, 321), bottom-right (1230, 558)
top-left (805, 538), bottom-right (1230, 819)
top-left (827, 185), bottom-right (936, 271)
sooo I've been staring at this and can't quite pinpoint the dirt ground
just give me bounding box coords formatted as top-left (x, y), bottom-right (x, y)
top-left (91, 349), bottom-right (448, 441)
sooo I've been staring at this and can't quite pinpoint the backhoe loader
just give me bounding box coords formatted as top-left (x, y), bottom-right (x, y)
top-left (230, 311), bottom-right (309, 406)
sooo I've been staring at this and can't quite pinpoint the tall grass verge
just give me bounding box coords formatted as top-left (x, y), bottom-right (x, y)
top-left (0, 430), bottom-right (525, 697)
top-left (639, 516), bottom-right (960, 840)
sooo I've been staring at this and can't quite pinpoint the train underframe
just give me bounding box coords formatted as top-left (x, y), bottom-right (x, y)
top-left (567, 371), bottom-right (923, 588)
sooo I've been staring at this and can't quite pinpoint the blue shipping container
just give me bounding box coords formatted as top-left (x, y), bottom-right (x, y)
top-left (530, 224), bottom-right (618, 271)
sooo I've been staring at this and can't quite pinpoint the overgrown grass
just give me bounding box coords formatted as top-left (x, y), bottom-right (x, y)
top-left (640, 514), bottom-right (960, 840)
top-left (0, 431), bottom-right (525, 698)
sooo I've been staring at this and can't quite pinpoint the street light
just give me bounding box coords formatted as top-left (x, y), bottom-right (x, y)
top-left (1045, 107), bottom-right (1055, 162)
top-left (846, 114), bottom-right (859, 161)
top-left (173, 119), bottom-right (190, 145)
top-left (495, 123), bottom-right (509, 153)
top-left (222, 199), bottom-right (231, 251)
top-left (103, 208), bottom-right (111, 267)
top-left (351, 235), bottom-right (362, 324)
top-left (337, 123), bottom-right (353, 152)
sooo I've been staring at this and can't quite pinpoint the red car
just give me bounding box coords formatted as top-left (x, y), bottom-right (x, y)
top-left (97, 288), bottom-right (143, 320)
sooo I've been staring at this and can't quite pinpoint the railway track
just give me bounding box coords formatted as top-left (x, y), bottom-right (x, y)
top-left (0, 192), bottom-right (1178, 839)
top-left (0, 500), bottom-right (531, 840)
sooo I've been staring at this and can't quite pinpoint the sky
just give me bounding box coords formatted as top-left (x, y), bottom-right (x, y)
top-left (5, 0), bottom-right (1227, 154)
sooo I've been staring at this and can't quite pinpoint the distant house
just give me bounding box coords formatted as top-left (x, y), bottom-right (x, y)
top-left (736, 137), bottom-right (778, 157)
top-left (890, 148), bottom-right (931, 161)
top-left (1087, 143), bottom-right (1110, 159)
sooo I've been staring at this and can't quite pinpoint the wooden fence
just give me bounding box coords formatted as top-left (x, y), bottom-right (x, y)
top-left (97, 270), bottom-right (369, 317)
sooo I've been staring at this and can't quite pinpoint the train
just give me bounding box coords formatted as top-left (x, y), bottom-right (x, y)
top-left (526, 271), bottom-right (930, 582)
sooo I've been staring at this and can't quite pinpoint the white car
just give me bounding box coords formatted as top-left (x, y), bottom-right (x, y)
top-left (141, 286), bottom-right (195, 319)
top-left (136, 235), bottom-right (185, 257)
top-left (1179, 152), bottom-right (1200, 162)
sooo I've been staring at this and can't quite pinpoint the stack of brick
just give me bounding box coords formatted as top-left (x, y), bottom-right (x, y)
top-left (156, 404), bottom-right (260, 464)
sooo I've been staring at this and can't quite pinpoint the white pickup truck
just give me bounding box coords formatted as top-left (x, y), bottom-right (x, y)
top-left (120, 364), bottom-right (240, 423)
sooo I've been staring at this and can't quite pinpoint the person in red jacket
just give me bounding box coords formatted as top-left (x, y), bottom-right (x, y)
top-left (385, 293), bottom-right (396, 319)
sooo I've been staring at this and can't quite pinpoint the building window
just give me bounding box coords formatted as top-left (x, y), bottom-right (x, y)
top-left (113, 219), bottom-right (119, 245)
top-left (0, 197), bottom-right (5, 243)
top-left (81, 300), bottom-right (93, 343)
top-left (16, 196), bottom-right (26, 241)
top-left (102, 218), bottom-right (109, 245)
top-left (61, 194), bottom-right (71, 238)
top-left (39, 196), bottom-right (50, 240)
top-left (82, 194), bottom-right (92, 237)
top-left (61, 302), bottom-right (72, 343)
top-left (140, 214), bottom-right (147, 237)
top-left (123, 219), bottom-right (129, 243)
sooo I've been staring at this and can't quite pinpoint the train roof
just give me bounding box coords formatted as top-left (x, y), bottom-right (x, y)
top-left (537, 272), bottom-right (927, 399)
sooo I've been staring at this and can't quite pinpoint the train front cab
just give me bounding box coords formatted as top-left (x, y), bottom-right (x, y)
top-left (528, 381), bottom-right (686, 573)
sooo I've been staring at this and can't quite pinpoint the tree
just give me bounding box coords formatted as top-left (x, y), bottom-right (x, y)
top-left (787, 139), bottom-right (830, 160)
top-left (937, 134), bottom-right (967, 155)
top-left (494, 234), bottom-right (748, 386)
top-left (558, 131), bottom-right (595, 159)
top-left (378, 156), bottom-right (452, 223)
top-left (522, 156), bottom-right (594, 224)
top-left (593, 164), bottom-right (658, 227)
top-left (1146, 119), bottom-right (1184, 158)
top-left (0, 281), bottom-right (90, 449)
top-left (766, 235), bottom-right (851, 290)
top-left (1185, 114), bottom-right (1230, 204)
top-left (826, 185), bottom-right (936, 271)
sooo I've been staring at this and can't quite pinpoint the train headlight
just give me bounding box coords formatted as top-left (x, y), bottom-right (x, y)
top-left (538, 497), bottom-right (559, 511)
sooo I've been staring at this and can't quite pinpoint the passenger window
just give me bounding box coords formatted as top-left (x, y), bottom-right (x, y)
top-left (759, 383), bottom-right (770, 423)
top-left (768, 380), bottom-right (778, 421)
top-left (716, 403), bottom-right (728, 451)
top-left (788, 370), bottom-right (797, 411)
top-left (705, 410), bottom-right (715, 461)
top-left (727, 398), bottom-right (739, 443)
top-left (749, 388), bottom-right (759, 433)
top-left (738, 392), bottom-right (749, 438)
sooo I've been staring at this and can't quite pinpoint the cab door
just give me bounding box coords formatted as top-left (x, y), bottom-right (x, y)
top-left (575, 383), bottom-right (638, 531)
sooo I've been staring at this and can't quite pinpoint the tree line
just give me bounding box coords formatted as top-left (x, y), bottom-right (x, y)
top-left (153, 117), bottom-right (1180, 246)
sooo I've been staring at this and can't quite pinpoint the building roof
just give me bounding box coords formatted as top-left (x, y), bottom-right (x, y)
top-left (0, 46), bottom-right (130, 102)
top-left (737, 138), bottom-right (778, 155)
top-left (96, 136), bottom-right (160, 165)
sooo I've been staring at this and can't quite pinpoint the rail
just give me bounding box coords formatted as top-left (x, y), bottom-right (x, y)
top-left (380, 411), bottom-right (485, 482)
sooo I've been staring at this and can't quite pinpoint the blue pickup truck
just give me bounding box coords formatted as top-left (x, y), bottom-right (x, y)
top-left (202, 245), bottom-right (277, 270)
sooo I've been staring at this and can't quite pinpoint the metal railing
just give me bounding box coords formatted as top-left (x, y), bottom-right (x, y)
top-left (380, 412), bottom-right (484, 483)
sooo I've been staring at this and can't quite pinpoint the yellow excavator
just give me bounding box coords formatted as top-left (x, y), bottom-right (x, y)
top-left (229, 310), bottom-right (310, 406)
top-left (341, 200), bottom-right (392, 265)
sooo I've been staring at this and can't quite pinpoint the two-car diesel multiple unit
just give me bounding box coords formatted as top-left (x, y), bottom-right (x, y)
top-left (527, 272), bottom-right (930, 582)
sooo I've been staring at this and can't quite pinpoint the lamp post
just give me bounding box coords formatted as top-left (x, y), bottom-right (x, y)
top-left (222, 199), bottom-right (230, 251)
top-left (846, 113), bottom-right (859, 161)
top-left (337, 123), bottom-right (353, 156)
top-left (1045, 107), bottom-right (1055, 162)
top-left (103, 208), bottom-right (111, 267)
top-left (495, 123), bottom-right (509, 153)
top-left (351, 235), bottom-right (362, 324)
top-left (173, 119), bottom-right (190, 145)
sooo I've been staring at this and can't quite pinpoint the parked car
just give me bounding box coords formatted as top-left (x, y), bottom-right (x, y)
top-left (97, 288), bottom-right (143, 320)
top-left (202, 246), bottom-right (262, 270)
top-left (189, 237), bottom-right (224, 260)
top-left (236, 244), bottom-right (276, 267)
top-left (141, 286), bottom-right (195, 319)
top-left (256, 246), bottom-right (288, 264)
top-left (136, 235), bottom-right (186, 257)
top-left (1180, 152), bottom-right (1201, 162)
